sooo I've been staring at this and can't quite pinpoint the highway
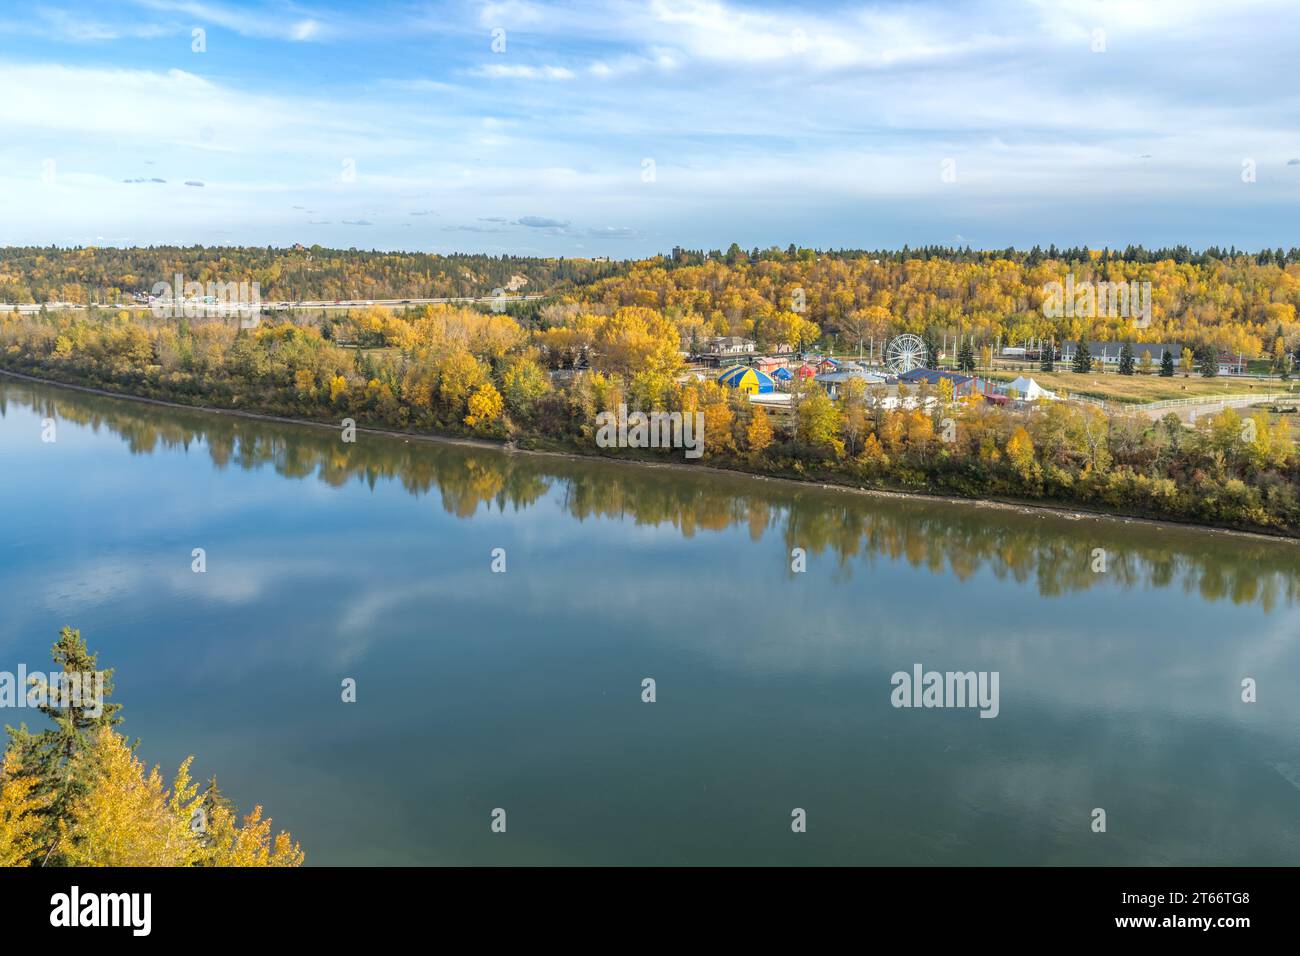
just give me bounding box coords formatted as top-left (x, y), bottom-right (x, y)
top-left (1, 294), bottom-right (545, 314)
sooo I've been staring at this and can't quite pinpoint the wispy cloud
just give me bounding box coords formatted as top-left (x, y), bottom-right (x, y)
top-left (133, 0), bottom-right (333, 42)
top-left (1, 0), bottom-right (1298, 253)
top-left (472, 63), bottom-right (575, 80)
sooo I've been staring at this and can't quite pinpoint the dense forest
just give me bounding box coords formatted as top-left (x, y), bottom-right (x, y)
top-left (0, 245), bottom-right (624, 305)
top-left (1, 283), bottom-right (1297, 533)
top-left (4, 244), bottom-right (1300, 366)
top-left (0, 628), bottom-right (302, 866)
top-left (568, 247), bottom-right (1300, 362)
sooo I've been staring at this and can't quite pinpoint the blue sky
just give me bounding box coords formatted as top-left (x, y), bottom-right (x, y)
top-left (1, 0), bottom-right (1298, 256)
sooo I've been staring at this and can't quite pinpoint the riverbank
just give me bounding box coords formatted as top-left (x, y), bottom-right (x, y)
top-left (5, 366), bottom-right (1296, 545)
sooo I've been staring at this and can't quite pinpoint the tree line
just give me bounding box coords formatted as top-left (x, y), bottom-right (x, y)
top-left (1, 295), bottom-right (1297, 534)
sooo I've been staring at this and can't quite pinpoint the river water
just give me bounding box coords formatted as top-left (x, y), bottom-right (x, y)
top-left (1, 376), bottom-right (1298, 865)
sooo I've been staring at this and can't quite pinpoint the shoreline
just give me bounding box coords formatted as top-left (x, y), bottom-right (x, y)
top-left (2, 365), bottom-right (1296, 546)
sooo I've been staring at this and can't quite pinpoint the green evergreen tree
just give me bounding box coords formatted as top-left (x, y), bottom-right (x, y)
top-left (1118, 342), bottom-right (1135, 375)
top-left (957, 338), bottom-right (976, 372)
top-left (5, 627), bottom-right (122, 862)
top-left (1196, 345), bottom-right (1218, 377)
top-left (923, 334), bottom-right (939, 369)
top-left (1072, 339), bottom-right (1092, 373)
top-left (191, 775), bottom-right (239, 849)
top-left (1040, 341), bottom-right (1055, 372)
top-left (1159, 348), bottom-right (1175, 377)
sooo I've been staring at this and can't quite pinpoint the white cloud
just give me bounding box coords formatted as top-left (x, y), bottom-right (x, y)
top-left (133, 0), bottom-right (335, 42)
top-left (472, 63), bottom-right (576, 80)
top-left (1, 0), bottom-right (1298, 251)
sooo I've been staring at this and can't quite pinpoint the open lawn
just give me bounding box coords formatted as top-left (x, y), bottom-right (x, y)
top-left (984, 369), bottom-right (1296, 405)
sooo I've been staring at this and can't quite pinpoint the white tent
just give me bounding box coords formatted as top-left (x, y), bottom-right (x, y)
top-left (1004, 376), bottom-right (1055, 401)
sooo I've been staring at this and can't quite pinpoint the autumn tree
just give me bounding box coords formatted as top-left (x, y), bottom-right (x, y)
top-left (796, 389), bottom-right (844, 458)
top-left (3, 631), bottom-right (303, 868)
top-left (198, 802), bottom-right (304, 867)
top-left (500, 353), bottom-right (551, 415)
top-left (745, 405), bottom-right (774, 459)
top-left (592, 307), bottom-right (682, 380)
top-left (56, 729), bottom-right (199, 866)
top-left (1005, 426), bottom-right (1037, 481)
top-left (0, 752), bottom-right (44, 866)
top-left (465, 382), bottom-right (505, 432)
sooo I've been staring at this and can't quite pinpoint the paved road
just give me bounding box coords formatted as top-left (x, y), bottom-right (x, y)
top-left (1, 294), bottom-right (545, 314)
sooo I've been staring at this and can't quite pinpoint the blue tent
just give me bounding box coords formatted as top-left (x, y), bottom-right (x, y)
top-left (772, 366), bottom-right (794, 381)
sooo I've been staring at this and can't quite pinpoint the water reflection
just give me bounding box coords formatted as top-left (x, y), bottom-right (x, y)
top-left (4, 376), bottom-right (1300, 866)
top-left (4, 377), bottom-right (1297, 612)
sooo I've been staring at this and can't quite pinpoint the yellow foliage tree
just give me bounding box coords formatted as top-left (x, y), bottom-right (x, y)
top-left (1006, 425), bottom-right (1037, 480)
top-left (861, 432), bottom-right (887, 464)
top-left (56, 729), bottom-right (200, 867)
top-left (0, 751), bottom-right (45, 866)
top-left (198, 804), bottom-right (304, 867)
top-left (438, 350), bottom-right (489, 412)
top-left (701, 399), bottom-right (735, 456)
top-left (592, 307), bottom-right (682, 379)
top-left (500, 354), bottom-right (551, 411)
top-left (32, 727), bottom-right (304, 868)
top-left (879, 410), bottom-right (906, 454)
top-left (464, 382), bottom-right (505, 431)
top-left (796, 390), bottom-right (844, 458)
top-left (745, 405), bottom-right (774, 458)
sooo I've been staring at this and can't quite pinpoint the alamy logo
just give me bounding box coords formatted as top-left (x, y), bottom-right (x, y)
top-left (890, 663), bottom-right (1000, 718)
top-left (0, 666), bottom-right (103, 718)
top-left (50, 886), bottom-right (151, 936)
top-left (151, 273), bottom-right (262, 325)
top-left (1042, 274), bottom-right (1151, 328)
top-left (595, 404), bottom-right (705, 459)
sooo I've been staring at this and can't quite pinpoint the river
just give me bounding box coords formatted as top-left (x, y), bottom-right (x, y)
top-left (2, 376), bottom-right (1298, 865)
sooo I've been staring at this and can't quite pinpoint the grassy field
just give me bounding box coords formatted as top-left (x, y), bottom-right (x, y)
top-left (1257, 401), bottom-right (1300, 441)
top-left (984, 369), bottom-right (1296, 404)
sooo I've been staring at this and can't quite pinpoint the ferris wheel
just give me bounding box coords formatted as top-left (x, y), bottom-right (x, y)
top-left (884, 333), bottom-right (927, 374)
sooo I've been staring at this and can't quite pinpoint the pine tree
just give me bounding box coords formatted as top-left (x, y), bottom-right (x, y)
top-left (1040, 341), bottom-right (1055, 372)
top-left (3, 630), bottom-right (304, 867)
top-left (5, 627), bottom-right (122, 861)
top-left (1159, 348), bottom-right (1175, 377)
top-left (923, 334), bottom-right (939, 369)
top-left (1196, 344), bottom-right (1218, 377)
top-left (190, 775), bottom-right (239, 848)
top-left (1072, 339), bottom-right (1092, 373)
top-left (1118, 342), bottom-right (1135, 375)
top-left (958, 338), bottom-right (976, 372)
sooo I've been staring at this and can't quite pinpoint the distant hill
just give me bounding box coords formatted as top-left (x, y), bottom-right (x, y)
top-left (0, 245), bottom-right (628, 306)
